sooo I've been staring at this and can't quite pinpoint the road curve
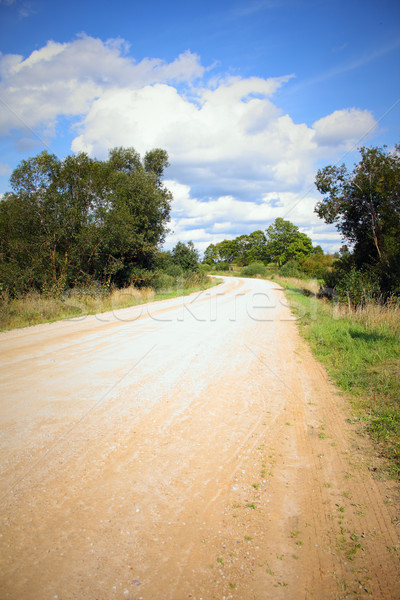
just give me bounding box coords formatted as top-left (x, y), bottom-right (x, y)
top-left (0, 276), bottom-right (399, 599)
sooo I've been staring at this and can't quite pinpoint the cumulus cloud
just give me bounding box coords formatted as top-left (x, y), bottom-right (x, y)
top-left (0, 35), bottom-right (377, 251)
top-left (0, 35), bottom-right (205, 136)
top-left (312, 108), bottom-right (377, 146)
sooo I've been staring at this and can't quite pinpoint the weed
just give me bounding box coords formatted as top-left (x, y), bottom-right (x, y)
top-left (247, 503), bottom-right (257, 510)
top-left (217, 557), bottom-right (224, 565)
top-left (345, 543), bottom-right (364, 561)
top-left (290, 530), bottom-right (301, 538)
top-left (252, 483), bottom-right (260, 489)
top-left (244, 536), bottom-right (252, 541)
top-left (229, 582), bottom-right (237, 589)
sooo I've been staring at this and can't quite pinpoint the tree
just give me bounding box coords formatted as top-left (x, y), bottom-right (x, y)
top-left (245, 230), bottom-right (268, 264)
top-left (203, 244), bottom-right (219, 265)
top-left (171, 241), bottom-right (199, 271)
top-left (315, 145), bottom-right (400, 293)
top-left (235, 234), bottom-right (250, 266)
top-left (0, 147), bottom-right (173, 295)
top-left (103, 147), bottom-right (172, 285)
top-left (265, 218), bottom-right (312, 266)
top-left (285, 232), bottom-right (313, 262)
top-left (216, 239), bottom-right (237, 270)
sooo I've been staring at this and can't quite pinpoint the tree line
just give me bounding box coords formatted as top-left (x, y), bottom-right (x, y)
top-left (203, 217), bottom-right (335, 279)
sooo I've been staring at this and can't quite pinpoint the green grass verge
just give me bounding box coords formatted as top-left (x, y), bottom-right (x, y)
top-left (276, 278), bottom-right (400, 478)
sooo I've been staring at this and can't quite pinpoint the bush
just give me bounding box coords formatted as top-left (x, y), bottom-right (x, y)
top-left (164, 263), bottom-right (184, 278)
top-left (240, 261), bottom-right (267, 277)
top-left (279, 260), bottom-right (303, 278)
top-left (213, 261), bottom-right (230, 271)
top-left (199, 263), bottom-right (212, 273)
top-left (149, 271), bottom-right (176, 291)
top-left (335, 267), bottom-right (381, 307)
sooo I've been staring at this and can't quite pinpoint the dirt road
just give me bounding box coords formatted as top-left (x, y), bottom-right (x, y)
top-left (0, 276), bottom-right (399, 600)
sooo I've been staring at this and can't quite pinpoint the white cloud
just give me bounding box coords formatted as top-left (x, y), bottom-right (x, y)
top-left (0, 35), bottom-right (205, 136)
top-left (163, 179), bottom-right (341, 251)
top-left (0, 35), bottom-right (369, 252)
top-left (312, 108), bottom-right (377, 146)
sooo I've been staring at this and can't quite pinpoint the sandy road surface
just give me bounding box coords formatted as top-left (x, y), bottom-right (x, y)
top-left (0, 276), bottom-right (399, 600)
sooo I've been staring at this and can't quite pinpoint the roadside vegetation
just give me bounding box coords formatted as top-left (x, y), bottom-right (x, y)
top-left (0, 271), bottom-right (215, 331)
top-left (0, 146), bottom-right (213, 330)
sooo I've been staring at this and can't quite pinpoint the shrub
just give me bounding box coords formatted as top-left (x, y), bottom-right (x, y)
top-left (214, 261), bottom-right (230, 271)
top-left (241, 262), bottom-right (267, 277)
top-left (335, 266), bottom-right (381, 308)
top-left (149, 271), bottom-right (176, 291)
top-left (279, 260), bottom-right (303, 278)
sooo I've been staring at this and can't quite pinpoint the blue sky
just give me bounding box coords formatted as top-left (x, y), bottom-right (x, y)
top-left (0, 0), bottom-right (399, 253)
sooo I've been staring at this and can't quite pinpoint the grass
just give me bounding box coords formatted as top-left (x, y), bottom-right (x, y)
top-left (275, 276), bottom-right (400, 478)
top-left (0, 275), bottom-right (221, 331)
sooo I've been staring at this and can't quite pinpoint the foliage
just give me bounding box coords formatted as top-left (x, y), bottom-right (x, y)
top-left (300, 250), bottom-right (336, 279)
top-left (279, 259), bottom-right (304, 278)
top-left (203, 243), bottom-right (219, 264)
top-left (0, 147), bottom-right (172, 296)
top-left (171, 241), bottom-right (200, 271)
top-left (265, 218), bottom-right (313, 266)
top-left (240, 261), bottom-right (267, 277)
top-left (216, 239), bottom-right (237, 269)
top-left (203, 218), bottom-right (314, 270)
top-left (315, 144), bottom-right (400, 295)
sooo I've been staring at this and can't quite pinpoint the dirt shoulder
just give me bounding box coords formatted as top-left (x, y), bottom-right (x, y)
top-left (0, 277), bottom-right (399, 599)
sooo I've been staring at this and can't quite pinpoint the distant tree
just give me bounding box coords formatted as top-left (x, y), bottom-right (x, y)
top-left (216, 239), bottom-right (237, 270)
top-left (265, 218), bottom-right (312, 266)
top-left (245, 230), bottom-right (268, 264)
top-left (203, 243), bottom-right (219, 265)
top-left (172, 241), bottom-right (200, 271)
top-left (235, 234), bottom-right (250, 266)
top-left (285, 233), bottom-right (313, 262)
top-left (312, 245), bottom-right (324, 256)
top-left (315, 144), bottom-right (400, 293)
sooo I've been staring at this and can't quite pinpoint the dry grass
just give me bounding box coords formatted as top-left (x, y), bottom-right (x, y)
top-left (272, 275), bottom-right (320, 296)
top-left (332, 298), bottom-right (400, 336)
top-left (0, 286), bottom-right (156, 331)
top-left (0, 276), bottom-right (218, 332)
